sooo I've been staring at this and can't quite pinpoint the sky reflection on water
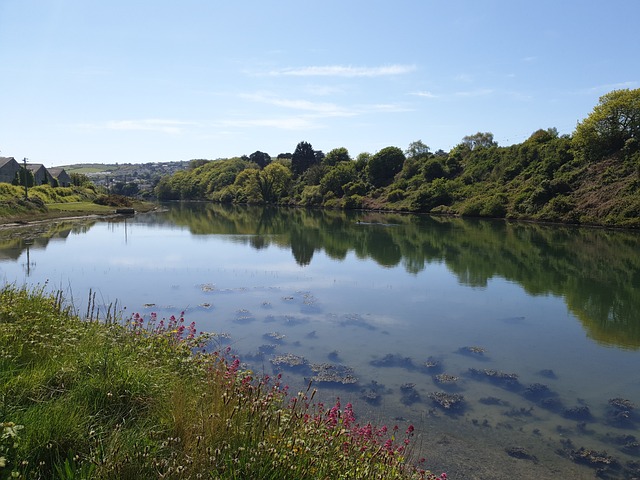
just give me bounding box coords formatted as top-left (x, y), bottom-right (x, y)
top-left (1, 205), bottom-right (639, 478)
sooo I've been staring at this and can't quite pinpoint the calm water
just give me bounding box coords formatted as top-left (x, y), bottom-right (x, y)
top-left (2, 203), bottom-right (639, 479)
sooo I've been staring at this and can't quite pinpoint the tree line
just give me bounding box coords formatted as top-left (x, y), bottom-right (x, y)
top-left (155, 88), bottom-right (640, 228)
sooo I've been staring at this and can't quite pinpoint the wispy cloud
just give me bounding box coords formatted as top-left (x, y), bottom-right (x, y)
top-left (574, 81), bottom-right (638, 95)
top-left (367, 103), bottom-right (414, 113)
top-left (454, 73), bottom-right (474, 83)
top-left (216, 117), bottom-right (319, 130)
top-left (410, 90), bottom-right (439, 98)
top-left (100, 119), bottom-right (196, 134)
top-left (239, 93), bottom-right (355, 117)
top-left (267, 64), bottom-right (416, 77)
top-left (304, 84), bottom-right (345, 96)
top-left (454, 88), bottom-right (494, 97)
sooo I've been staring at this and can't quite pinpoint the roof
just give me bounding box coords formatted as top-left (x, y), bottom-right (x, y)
top-left (26, 163), bottom-right (46, 172)
top-left (0, 157), bottom-right (17, 168)
top-left (47, 167), bottom-right (67, 176)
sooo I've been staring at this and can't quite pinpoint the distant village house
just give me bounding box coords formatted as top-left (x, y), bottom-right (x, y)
top-left (27, 163), bottom-right (55, 186)
top-left (0, 157), bottom-right (21, 183)
top-left (0, 157), bottom-right (71, 187)
top-left (47, 167), bottom-right (72, 187)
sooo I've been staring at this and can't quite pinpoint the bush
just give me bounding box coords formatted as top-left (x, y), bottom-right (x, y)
top-left (387, 189), bottom-right (406, 202)
top-left (343, 194), bottom-right (364, 209)
top-left (93, 194), bottom-right (132, 207)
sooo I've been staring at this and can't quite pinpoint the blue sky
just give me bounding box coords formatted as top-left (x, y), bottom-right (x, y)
top-left (1, 1), bottom-right (639, 167)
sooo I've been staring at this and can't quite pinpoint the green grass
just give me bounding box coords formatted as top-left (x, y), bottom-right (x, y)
top-left (46, 202), bottom-right (116, 214)
top-left (0, 285), bottom-right (444, 479)
top-left (0, 185), bottom-right (156, 225)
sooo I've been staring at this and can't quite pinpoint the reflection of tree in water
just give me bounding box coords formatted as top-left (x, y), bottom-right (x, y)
top-left (150, 203), bottom-right (640, 349)
top-left (566, 278), bottom-right (640, 349)
top-left (359, 227), bottom-right (402, 268)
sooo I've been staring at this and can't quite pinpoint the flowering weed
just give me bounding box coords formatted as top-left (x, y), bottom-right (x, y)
top-left (0, 285), bottom-right (445, 479)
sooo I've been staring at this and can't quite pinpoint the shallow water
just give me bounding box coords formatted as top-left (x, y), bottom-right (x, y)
top-left (1, 204), bottom-right (639, 478)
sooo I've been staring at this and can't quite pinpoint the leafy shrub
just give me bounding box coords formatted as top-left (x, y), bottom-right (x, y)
top-left (343, 194), bottom-right (364, 209)
top-left (387, 189), bottom-right (406, 202)
top-left (479, 194), bottom-right (507, 217)
top-left (93, 194), bottom-right (132, 207)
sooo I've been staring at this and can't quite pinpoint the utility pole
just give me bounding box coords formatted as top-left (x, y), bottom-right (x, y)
top-left (22, 158), bottom-right (29, 199)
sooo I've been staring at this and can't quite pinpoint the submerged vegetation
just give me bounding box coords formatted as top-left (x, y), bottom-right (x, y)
top-left (0, 285), bottom-right (445, 479)
top-left (156, 88), bottom-right (640, 228)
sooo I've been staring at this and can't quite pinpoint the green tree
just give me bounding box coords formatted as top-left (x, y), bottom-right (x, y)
top-left (573, 88), bottom-right (640, 161)
top-left (320, 162), bottom-right (357, 197)
top-left (233, 168), bottom-right (262, 203)
top-left (526, 127), bottom-right (559, 144)
top-left (355, 152), bottom-right (371, 173)
top-left (323, 147), bottom-right (351, 166)
top-left (188, 159), bottom-right (209, 170)
top-left (257, 163), bottom-right (292, 202)
top-left (155, 176), bottom-right (178, 200)
top-left (291, 141), bottom-right (318, 176)
top-left (70, 172), bottom-right (91, 187)
top-left (422, 158), bottom-right (447, 181)
top-left (367, 146), bottom-right (405, 187)
top-left (112, 182), bottom-right (140, 196)
top-left (13, 169), bottom-right (34, 187)
top-left (249, 151), bottom-right (271, 169)
top-left (461, 132), bottom-right (497, 150)
top-left (405, 140), bottom-right (431, 159)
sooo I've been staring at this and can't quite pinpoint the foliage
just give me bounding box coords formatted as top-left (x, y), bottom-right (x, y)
top-left (0, 185), bottom-right (104, 222)
top-left (12, 169), bottom-right (34, 187)
top-left (405, 140), bottom-right (431, 159)
top-left (249, 151), bottom-right (271, 169)
top-left (110, 182), bottom-right (139, 196)
top-left (323, 147), bottom-right (351, 166)
top-left (320, 161), bottom-right (357, 197)
top-left (367, 146), bottom-right (406, 187)
top-left (573, 88), bottom-right (640, 161)
top-left (460, 132), bottom-right (497, 150)
top-left (93, 194), bottom-right (133, 207)
top-left (256, 163), bottom-right (292, 202)
top-left (147, 89), bottom-right (640, 228)
top-left (154, 158), bottom-right (253, 201)
top-left (291, 141), bottom-right (318, 176)
top-left (0, 285), bottom-right (444, 479)
top-left (68, 172), bottom-right (93, 187)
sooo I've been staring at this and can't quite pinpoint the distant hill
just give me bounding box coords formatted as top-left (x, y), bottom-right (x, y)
top-left (59, 161), bottom-right (189, 192)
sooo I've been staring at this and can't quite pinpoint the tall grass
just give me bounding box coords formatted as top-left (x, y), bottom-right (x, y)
top-left (0, 285), bottom-right (445, 479)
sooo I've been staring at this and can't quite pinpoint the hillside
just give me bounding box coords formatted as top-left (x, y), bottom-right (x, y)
top-left (154, 89), bottom-right (640, 229)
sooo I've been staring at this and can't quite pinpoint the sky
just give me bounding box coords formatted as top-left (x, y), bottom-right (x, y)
top-left (1, 1), bottom-right (639, 167)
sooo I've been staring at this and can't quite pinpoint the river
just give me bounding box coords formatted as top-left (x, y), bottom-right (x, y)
top-left (1, 203), bottom-right (639, 479)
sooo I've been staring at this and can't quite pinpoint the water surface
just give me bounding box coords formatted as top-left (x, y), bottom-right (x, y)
top-left (1, 203), bottom-right (639, 479)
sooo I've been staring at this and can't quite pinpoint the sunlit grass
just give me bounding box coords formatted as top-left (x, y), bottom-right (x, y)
top-left (0, 285), bottom-right (446, 479)
top-left (47, 202), bottom-right (115, 213)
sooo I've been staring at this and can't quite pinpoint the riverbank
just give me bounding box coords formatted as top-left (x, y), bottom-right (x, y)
top-left (0, 199), bottom-right (157, 228)
top-left (0, 285), bottom-right (444, 479)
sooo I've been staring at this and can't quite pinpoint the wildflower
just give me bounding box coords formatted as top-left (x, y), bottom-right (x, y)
top-left (406, 424), bottom-right (415, 434)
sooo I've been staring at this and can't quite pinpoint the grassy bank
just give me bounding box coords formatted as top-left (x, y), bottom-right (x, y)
top-left (0, 183), bottom-right (155, 225)
top-left (0, 285), bottom-right (445, 479)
